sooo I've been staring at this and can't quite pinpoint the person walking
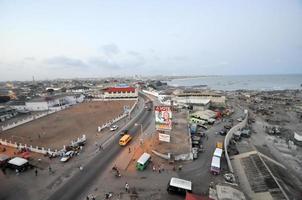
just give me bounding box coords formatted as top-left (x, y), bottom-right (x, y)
top-left (35, 168), bottom-right (38, 176)
top-left (125, 182), bottom-right (129, 192)
top-left (128, 147), bottom-right (131, 153)
top-left (48, 166), bottom-right (52, 174)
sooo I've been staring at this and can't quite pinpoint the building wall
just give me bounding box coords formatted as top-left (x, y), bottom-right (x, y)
top-left (25, 102), bottom-right (49, 111)
top-left (175, 94), bottom-right (226, 107)
top-left (104, 90), bottom-right (138, 98)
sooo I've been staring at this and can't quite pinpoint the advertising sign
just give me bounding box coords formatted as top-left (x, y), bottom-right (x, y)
top-left (159, 133), bottom-right (170, 142)
top-left (155, 106), bottom-right (172, 130)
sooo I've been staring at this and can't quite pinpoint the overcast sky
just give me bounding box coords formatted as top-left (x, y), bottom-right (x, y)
top-left (0, 0), bottom-right (302, 81)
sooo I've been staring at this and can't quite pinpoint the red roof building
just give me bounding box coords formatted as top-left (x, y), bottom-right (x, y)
top-left (103, 87), bottom-right (138, 99)
top-left (104, 87), bottom-right (136, 93)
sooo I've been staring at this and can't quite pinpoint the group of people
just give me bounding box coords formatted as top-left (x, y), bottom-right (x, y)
top-left (152, 164), bottom-right (164, 173)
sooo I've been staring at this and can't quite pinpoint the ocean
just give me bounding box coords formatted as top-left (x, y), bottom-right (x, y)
top-left (168, 74), bottom-right (302, 91)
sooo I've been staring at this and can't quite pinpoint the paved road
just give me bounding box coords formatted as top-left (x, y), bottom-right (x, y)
top-left (46, 94), bottom-right (153, 200)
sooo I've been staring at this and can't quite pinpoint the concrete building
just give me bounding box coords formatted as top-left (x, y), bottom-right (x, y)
top-left (25, 94), bottom-right (84, 111)
top-left (0, 106), bottom-right (18, 122)
top-left (67, 86), bottom-right (90, 93)
top-left (174, 92), bottom-right (226, 108)
top-left (103, 87), bottom-right (138, 99)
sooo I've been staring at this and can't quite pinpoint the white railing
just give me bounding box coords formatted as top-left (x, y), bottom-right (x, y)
top-left (97, 98), bottom-right (139, 132)
top-left (224, 110), bottom-right (248, 173)
top-left (0, 105), bottom-right (72, 132)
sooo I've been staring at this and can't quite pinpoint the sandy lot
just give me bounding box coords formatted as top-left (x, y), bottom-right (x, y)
top-left (0, 100), bottom-right (135, 150)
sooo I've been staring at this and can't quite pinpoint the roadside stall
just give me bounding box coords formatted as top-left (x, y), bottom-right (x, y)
top-left (7, 157), bottom-right (29, 172)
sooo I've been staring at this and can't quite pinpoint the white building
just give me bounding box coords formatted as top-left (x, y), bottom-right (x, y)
top-left (25, 94), bottom-right (84, 111)
top-left (67, 86), bottom-right (90, 93)
top-left (174, 92), bottom-right (226, 108)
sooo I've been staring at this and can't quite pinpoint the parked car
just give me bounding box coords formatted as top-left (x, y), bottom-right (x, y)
top-left (237, 118), bottom-right (243, 122)
top-left (219, 129), bottom-right (227, 136)
top-left (60, 151), bottom-right (74, 162)
top-left (110, 125), bottom-right (118, 131)
top-left (224, 124), bottom-right (232, 130)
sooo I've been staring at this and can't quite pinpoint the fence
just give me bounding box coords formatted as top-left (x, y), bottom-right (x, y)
top-left (97, 98), bottom-right (139, 132)
top-left (0, 134), bottom-right (87, 156)
top-left (0, 105), bottom-right (71, 132)
top-left (0, 138), bottom-right (56, 155)
top-left (224, 109), bottom-right (248, 173)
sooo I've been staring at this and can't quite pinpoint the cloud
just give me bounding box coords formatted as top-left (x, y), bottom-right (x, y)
top-left (44, 56), bottom-right (88, 69)
top-left (24, 57), bottom-right (36, 61)
top-left (89, 57), bottom-right (120, 69)
top-left (100, 43), bottom-right (120, 56)
top-left (90, 47), bottom-right (145, 70)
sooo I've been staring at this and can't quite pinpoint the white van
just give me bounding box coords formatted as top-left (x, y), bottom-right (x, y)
top-left (167, 177), bottom-right (192, 195)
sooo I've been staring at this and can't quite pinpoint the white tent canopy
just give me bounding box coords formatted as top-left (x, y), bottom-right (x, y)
top-left (8, 157), bottom-right (28, 166)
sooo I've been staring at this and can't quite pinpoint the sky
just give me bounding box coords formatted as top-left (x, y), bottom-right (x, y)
top-left (0, 0), bottom-right (302, 81)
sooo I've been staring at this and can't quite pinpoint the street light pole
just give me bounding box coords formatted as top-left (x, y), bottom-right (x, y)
top-left (135, 123), bottom-right (143, 145)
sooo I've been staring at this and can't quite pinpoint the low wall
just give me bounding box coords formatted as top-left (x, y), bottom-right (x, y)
top-left (91, 98), bottom-right (138, 101)
top-left (0, 104), bottom-right (70, 132)
top-left (0, 134), bottom-right (87, 156)
top-left (97, 98), bottom-right (139, 132)
top-left (0, 138), bottom-right (56, 155)
top-left (142, 90), bottom-right (159, 97)
top-left (224, 109), bottom-right (248, 173)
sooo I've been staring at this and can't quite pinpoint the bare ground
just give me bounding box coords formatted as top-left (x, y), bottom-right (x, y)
top-left (0, 101), bottom-right (135, 150)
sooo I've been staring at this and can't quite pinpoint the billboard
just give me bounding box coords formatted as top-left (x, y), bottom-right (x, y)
top-left (155, 106), bottom-right (172, 131)
top-left (159, 133), bottom-right (170, 142)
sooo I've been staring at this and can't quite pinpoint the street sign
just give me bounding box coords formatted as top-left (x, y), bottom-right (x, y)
top-left (159, 133), bottom-right (170, 142)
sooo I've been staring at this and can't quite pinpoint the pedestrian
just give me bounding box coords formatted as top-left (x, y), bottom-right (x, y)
top-left (125, 182), bottom-right (129, 192)
top-left (48, 166), bottom-right (52, 174)
top-left (1, 167), bottom-right (6, 175)
top-left (152, 165), bottom-right (156, 172)
top-left (16, 169), bottom-right (19, 175)
top-left (35, 168), bottom-right (38, 176)
top-left (86, 196), bottom-right (89, 200)
top-left (99, 145), bottom-right (103, 151)
top-left (158, 167), bottom-right (161, 173)
top-left (79, 165), bottom-right (83, 171)
top-left (128, 147), bottom-right (131, 153)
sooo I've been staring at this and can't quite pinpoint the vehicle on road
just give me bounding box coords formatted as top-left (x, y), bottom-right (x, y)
top-left (120, 129), bottom-right (128, 137)
top-left (119, 134), bottom-right (132, 146)
top-left (210, 156), bottom-right (221, 175)
top-left (241, 129), bottom-right (251, 138)
top-left (213, 148), bottom-right (223, 158)
top-left (167, 177), bottom-right (192, 195)
top-left (60, 151), bottom-right (74, 162)
top-left (136, 152), bottom-right (151, 170)
top-left (224, 124), bottom-right (232, 130)
top-left (233, 131), bottom-right (241, 141)
top-left (110, 125), bottom-right (118, 131)
top-left (192, 147), bottom-right (199, 159)
top-left (237, 118), bottom-right (243, 122)
top-left (219, 129), bottom-right (227, 136)
top-left (216, 141), bottom-right (223, 149)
